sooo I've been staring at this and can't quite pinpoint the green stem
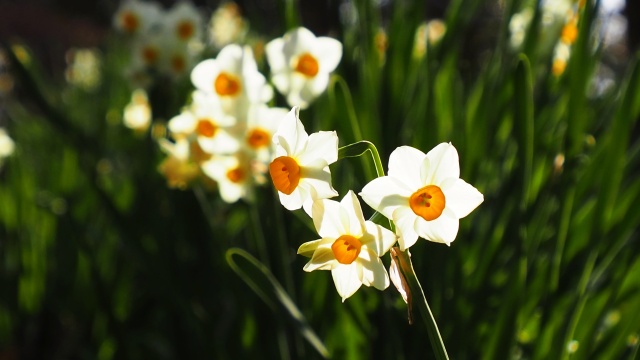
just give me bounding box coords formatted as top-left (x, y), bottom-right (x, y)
top-left (338, 141), bottom-right (385, 178)
top-left (329, 75), bottom-right (363, 142)
top-left (392, 247), bottom-right (449, 360)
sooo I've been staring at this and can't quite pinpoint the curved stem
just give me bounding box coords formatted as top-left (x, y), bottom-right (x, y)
top-left (338, 140), bottom-right (385, 178)
top-left (392, 247), bottom-right (450, 360)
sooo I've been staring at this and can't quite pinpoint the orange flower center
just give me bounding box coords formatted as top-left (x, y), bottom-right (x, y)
top-left (121, 11), bottom-right (139, 33)
top-left (294, 53), bottom-right (319, 78)
top-left (142, 46), bottom-right (159, 65)
top-left (561, 23), bottom-right (578, 45)
top-left (247, 128), bottom-right (271, 149)
top-left (196, 119), bottom-right (217, 138)
top-left (269, 156), bottom-right (300, 195)
top-left (552, 59), bottom-right (567, 77)
top-left (177, 21), bottom-right (195, 40)
top-left (171, 55), bottom-right (186, 73)
top-left (226, 167), bottom-right (245, 183)
top-left (214, 72), bottom-right (241, 96)
top-left (331, 235), bottom-right (362, 265)
top-left (409, 185), bottom-right (446, 221)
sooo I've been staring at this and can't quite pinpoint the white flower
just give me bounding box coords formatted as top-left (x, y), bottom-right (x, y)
top-left (269, 107), bottom-right (338, 215)
top-left (208, 2), bottom-right (248, 49)
top-left (164, 1), bottom-right (203, 43)
top-left (160, 40), bottom-right (196, 78)
top-left (168, 91), bottom-right (238, 155)
top-left (243, 103), bottom-right (289, 163)
top-left (157, 137), bottom-right (200, 189)
top-left (0, 128), bottom-right (15, 159)
top-left (360, 143), bottom-right (484, 250)
top-left (297, 191), bottom-right (397, 302)
top-left (201, 152), bottom-right (254, 203)
top-left (190, 45), bottom-right (273, 118)
top-left (123, 88), bottom-right (152, 132)
top-left (265, 27), bottom-right (342, 109)
top-left (113, 0), bottom-right (163, 36)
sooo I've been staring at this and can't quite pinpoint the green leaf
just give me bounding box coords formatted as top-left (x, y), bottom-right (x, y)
top-left (226, 248), bottom-right (329, 358)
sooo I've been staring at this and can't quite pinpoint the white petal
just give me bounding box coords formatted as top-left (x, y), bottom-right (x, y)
top-left (298, 131), bottom-right (338, 165)
top-left (358, 249), bottom-right (389, 290)
top-left (304, 245), bottom-right (338, 271)
top-left (297, 238), bottom-right (332, 258)
top-left (441, 178), bottom-right (484, 218)
top-left (218, 181), bottom-right (244, 203)
top-left (197, 130), bottom-right (240, 154)
top-left (216, 44), bottom-right (243, 74)
top-left (424, 142), bottom-right (460, 185)
top-left (300, 162), bottom-right (338, 199)
top-left (315, 37), bottom-right (342, 73)
top-left (340, 190), bottom-right (366, 236)
top-left (271, 72), bottom-right (291, 95)
top-left (392, 206), bottom-right (420, 251)
top-left (388, 146), bottom-right (426, 190)
top-left (300, 72), bottom-right (330, 104)
top-left (283, 27), bottom-right (316, 58)
top-left (359, 176), bottom-right (412, 219)
top-left (190, 59), bottom-right (218, 93)
top-left (273, 107), bottom-right (308, 156)
top-left (312, 199), bottom-right (348, 239)
top-left (278, 186), bottom-right (306, 211)
top-left (331, 264), bottom-right (362, 302)
top-left (265, 38), bottom-right (286, 73)
top-left (415, 207), bottom-right (460, 245)
top-left (168, 111), bottom-right (196, 136)
top-left (363, 221), bottom-right (397, 256)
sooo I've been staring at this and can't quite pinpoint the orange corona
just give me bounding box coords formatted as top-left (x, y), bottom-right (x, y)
top-left (177, 21), bottom-right (195, 40)
top-left (226, 168), bottom-right (245, 183)
top-left (122, 12), bottom-right (139, 33)
top-left (409, 185), bottom-right (446, 221)
top-left (214, 72), bottom-right (241, 96)
top-left (247, 128), bottom-right (270, 149)
top-left (196, 119), bottom-right (217, 138)
top-left (331, 235), bottom-right (362, 264)
top-left (294, 53), bottom-right (319, 78)
top-left (269, 156), bottom-right (300, 195)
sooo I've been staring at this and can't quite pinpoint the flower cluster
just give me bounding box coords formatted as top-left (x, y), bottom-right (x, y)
top-left (155, 25), bottom-right (343, 202)
top-left (113, 0), bottom-right (204, 82)
top-left (268, 110), bottom-right (484, 301)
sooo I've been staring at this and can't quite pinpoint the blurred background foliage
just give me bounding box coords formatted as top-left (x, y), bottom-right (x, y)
top-left (1, 0), bottom-right (639, 359)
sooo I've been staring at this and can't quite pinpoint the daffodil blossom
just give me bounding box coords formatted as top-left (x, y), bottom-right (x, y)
top-left (298, 191), bottom-right (397, 302)
top-left (360, 143), bottom-right (484, 250)
top-left (265, 27), bottom-right (342, 109)
top-left (190, 44), bottom-right (273, 118)
top-left (113, 0), bottom-right (162, 36)
top-left (243, 103), bottom-right (288, 163)
top-left (201, 152), bottom-right (254, 203)
top-left (269, 107), bottom-right (338, 215)
top-left (157, 138), bottom-right (200, 189)
top-left (168, 91), bottom-right (238, 155)
top-left (164, 2), bottom-right (203, 43)
top-left (123, 88), bottom-right (152, 132)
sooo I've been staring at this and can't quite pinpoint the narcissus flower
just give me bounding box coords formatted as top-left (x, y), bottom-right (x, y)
top-left (265, 27), bottom-right (342, 109)
top-left (190, 44), bottom-right (273, 118)
top-left (243, 103), bottom-right (288, 163)
top-left (201, 152), bottom-right (254, 203)
top-left (168, 91), bottom-right (238, 154)
top-left (113, 0), bottom-right (162, 36)
top-left (123, 88), bottom-right (152, 132)
top-left (360, 143), bottom-right (483, 250)
top-left (269, 107), bottom-right (338, 214)
top-left (164, 2), bottom-right (203, 43)
top-left (298, 191), bottom-right (397, 302)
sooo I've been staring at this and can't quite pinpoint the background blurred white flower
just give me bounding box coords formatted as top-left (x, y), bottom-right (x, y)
top-left (113, 0), bottom-right (163, 36)
top-left (123, 89), bottom-right (152, 132)
top-left (266, 27), bottom-right (342, 109)
top-left (0, 127), bottom-right (15, 160)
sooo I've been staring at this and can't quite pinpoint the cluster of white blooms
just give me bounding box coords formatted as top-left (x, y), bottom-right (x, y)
top-left (156, 25), bottom-right (343, 201)
top-left (268, 109), bottom-right (483, 301)
top-left (113, 1), bottom-right (204, 82)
